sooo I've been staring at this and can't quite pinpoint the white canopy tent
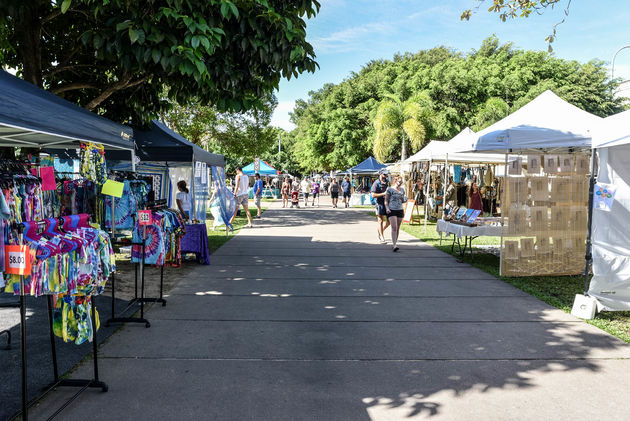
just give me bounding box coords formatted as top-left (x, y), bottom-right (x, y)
top-left (403, 140), bottom-right (449, 163)
top-left (469, 90), bottom-right (602, 153)
top-left (587, 110), bottom-right (630, 310)
top-left (431, 127), bottom-right (507, 164)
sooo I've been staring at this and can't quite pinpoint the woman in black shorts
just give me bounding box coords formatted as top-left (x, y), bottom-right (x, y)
top-left (330, 178), bottom-right (340, 208)
top-left (385, 175), bottom-right (407, 252)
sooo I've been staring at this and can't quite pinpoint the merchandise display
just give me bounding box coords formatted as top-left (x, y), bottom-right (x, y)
top-left (501, 153), bottom-right (590, 276)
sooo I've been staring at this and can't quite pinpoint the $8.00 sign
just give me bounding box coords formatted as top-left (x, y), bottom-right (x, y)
top-left (138, 210), bottom-right (152, 226)
top-left (5, 245), bottom-right (31, 275)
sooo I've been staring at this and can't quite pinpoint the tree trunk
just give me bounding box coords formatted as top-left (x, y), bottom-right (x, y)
top-left (14, 3), bottom-right (44, 87)
top-left (401, 130), bottom-right (407, 162)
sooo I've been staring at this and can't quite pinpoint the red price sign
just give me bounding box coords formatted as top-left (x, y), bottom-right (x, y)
top-left (138, 210), bottom-right (152, 226)
top-left (5, 245), bottom-right (31, 276)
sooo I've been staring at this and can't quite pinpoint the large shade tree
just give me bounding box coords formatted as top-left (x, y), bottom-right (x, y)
top-left (0, 0), bottom-right (320, 123)
top-left (372, 92), bottom-right (433, 163)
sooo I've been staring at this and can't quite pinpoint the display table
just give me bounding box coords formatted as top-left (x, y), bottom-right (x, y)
top-left (180, 223), bottom-right (211, 265)
top-left (349, 193), bottom-right (372, 206)
top-left (436, 219), bottom-right (502, 261)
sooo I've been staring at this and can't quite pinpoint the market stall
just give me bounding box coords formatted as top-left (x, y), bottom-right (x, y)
top-left (344, 156), bottom-right (387, 205)
top-left (586, 110), bottom-right (630, 311)
top-left (0, 69), bottom-right (135, 419)
top-left (469, 90), bottom-right (602, 277)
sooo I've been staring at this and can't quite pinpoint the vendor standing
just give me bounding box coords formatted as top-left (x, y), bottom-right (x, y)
top-left (176, 180), bottom-right (192, 220)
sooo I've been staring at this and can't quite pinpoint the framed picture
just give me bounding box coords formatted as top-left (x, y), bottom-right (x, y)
top-left (520, 238), bottom-right (535, 258)
top-left (527, 155), bottom-right (542, 175)
top-left (559, 155), bottom-right (574, 173)
top-left (508, 178), bottom-right (528, 203)
top-left (544, 155), bottom-right (558, 174)
top-left (551, 206), bottom-right (569, 231)
top-left (575, 155), bottom-right (590, 174)
top-left (551, 178), bottom-right (570, 202)
top-left (463, 208), bottom-right (475, 222)
top-left (530, 206), bottom-right (549, 232)
top-left (530, 176), bottom-right (549, 202)
top-left (508, 157), bottom-right (523, 175)
top-left (455, 207), bottom-right (467, 220)
top-left (467, 209), bottom-right (482, 224)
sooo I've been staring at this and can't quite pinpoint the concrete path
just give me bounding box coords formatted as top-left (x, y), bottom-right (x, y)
top-left (29, 199), bottom-right (630, 420)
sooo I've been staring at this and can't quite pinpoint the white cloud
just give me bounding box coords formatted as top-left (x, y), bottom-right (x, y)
top-left (271, 101), bottom-right (297, 131)
top-left (311, 21), bottom-right (394, 53)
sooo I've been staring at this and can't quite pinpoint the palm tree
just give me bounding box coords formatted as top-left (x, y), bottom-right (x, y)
top-left (372, 92), bottom-right (433, 163)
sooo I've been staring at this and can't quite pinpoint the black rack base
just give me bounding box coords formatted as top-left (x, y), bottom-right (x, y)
top-left (1, 329), bottom-right (10, 349)
top-left (106, 316), bottom-right (151, 328)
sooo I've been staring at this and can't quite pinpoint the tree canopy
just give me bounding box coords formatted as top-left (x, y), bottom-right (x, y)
top-left (290, 36), bottom-right (624, 172)
top-left (0, 0), bottom-right (320, 124)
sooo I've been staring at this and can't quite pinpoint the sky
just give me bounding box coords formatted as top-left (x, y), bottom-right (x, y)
top-left (271, 0), bottom-right (630, 131)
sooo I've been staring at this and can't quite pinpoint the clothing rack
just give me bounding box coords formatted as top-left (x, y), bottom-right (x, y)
top-left (8, 221), bottom-right (107, 421)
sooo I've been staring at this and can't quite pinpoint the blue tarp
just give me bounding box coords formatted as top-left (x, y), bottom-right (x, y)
top-left (346, 156), bottom-right (386, 175)
top-left (107, 120), bottom-right (224, 166)
top-left (242, 160), bottom-right (278, 176)
top-left (0, 70), bottom-right (134, 151)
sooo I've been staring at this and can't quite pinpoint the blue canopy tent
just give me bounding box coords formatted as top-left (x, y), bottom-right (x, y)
top-left (0, 70), bottom-right (135, 159)
top-left (242, 160), bottom-right (278, 176)
top-left (346, 156), bottom-right (387, 175)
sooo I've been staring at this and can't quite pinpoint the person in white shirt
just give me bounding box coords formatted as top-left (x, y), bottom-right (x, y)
top-left (301, 177), bottom-right (312, 207)
top-left (176, 180), bottom-right (192, 220)
top-left (230, 166), bottom-right (253, 227)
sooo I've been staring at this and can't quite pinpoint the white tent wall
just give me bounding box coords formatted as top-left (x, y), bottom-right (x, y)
top-left (169, 167), bottom-right (191, 210)
top-left (588, 144), bottom-right (630, 310)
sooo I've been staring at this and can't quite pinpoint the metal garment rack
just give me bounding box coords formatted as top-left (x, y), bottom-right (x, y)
top-left (8, 223), bottom-right (107, 421)
top-left (106, 200), bottom-right (169, 328)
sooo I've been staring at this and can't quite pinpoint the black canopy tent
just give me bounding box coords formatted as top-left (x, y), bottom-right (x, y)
top-left (107, 120), bottom-right (224, 167)
top-left (107, 120), bottom-right (225, 221)
top-left (0, 70), bottom-right (135, 161)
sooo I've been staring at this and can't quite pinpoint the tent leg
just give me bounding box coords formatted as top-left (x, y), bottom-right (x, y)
top-left (583, 149), bottom-right (597, 295)
top-left (131, 150), bottom-right (136, 172)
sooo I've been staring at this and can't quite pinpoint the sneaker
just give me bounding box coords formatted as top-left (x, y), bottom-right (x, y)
top-left (377, 231), bottom-right (383, 242)
top-left (392, 246), bottom-right (399, 252)
top-left (246, 223), bottom-right (253, 228)
top-left (255, 215), bottom-right (261, 219)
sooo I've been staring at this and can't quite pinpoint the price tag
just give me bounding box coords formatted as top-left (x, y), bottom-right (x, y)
top-left (138, 210), bottom-right (152, 226)
top-left (5, 245), bottom-right (31, 275)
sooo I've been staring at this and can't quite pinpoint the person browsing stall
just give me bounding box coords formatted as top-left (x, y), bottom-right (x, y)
top-left (371, 169), bottom-right (390, 244)
top-left (176, 180), bottom-right (192, 220)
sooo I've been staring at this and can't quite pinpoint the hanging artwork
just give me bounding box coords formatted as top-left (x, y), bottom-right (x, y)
top-left (508, 157), bottom-right (523, 175)
top-left (527, 155), bottom-right (542, 175)
top-left (593, 182), bottom-right (616, 212)
top-left (543, 155), bottom-right (558, 174)
top-left (575, 155), bottom-right (590, 174)
top-left (530, 206), bottom-right (549, 232)
top-left (530, 176), bottom-right (549, 202)
top-left (559, 155), bottom-right (574, 173)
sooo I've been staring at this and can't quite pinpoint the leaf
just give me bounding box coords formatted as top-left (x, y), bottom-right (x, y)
top-left (191, 35), bottom-right (200, 49)
top-left (129, 28), bottom-right (138, 43)
top-left (220, 2), bottom-right (230, 19)
top-left (61, 0), bottom-right (72, 14)
top-left (152, 49), bottom-right (161, 64)
top-left (116, 21), bottom-right (132, 32)
top-left (229, 2), bottom-right (239, 19)
top-left (195, 60), bottom-right (206, 75)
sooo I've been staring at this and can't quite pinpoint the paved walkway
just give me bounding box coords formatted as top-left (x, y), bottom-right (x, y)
top-left (30, 199), bottom-right (630, 420)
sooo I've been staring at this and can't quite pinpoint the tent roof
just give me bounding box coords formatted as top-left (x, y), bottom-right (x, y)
top-left (428, 128), bottom-right (506, 164)
top-left (0, 70), bottom-right (134, 151)
top-left (404, 140), bottom-right (449, 163)
top-left (108, 120), bottom-right (224, 166)
top-left (242, 160), bottom-right (278, 175)
top-left (593, 109), bottom-right (630, 148)
top-left (469, 90), bottom-right (602, 153)
top-left (347, 156), bottom-right (387, 174)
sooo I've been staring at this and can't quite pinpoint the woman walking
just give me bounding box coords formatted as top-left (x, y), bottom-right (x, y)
top-left (385, 175), bottom-right (407, 252)
top-left (281, 178), bottom-right (290, 208)
top-left (330, 178), bottom-right (340, 208)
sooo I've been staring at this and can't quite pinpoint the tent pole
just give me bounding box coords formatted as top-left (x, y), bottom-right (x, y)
top-left (443, 154), bottom-right (448, 219)
top-left (191, 159), bottom-right (196, 221)
top-left (424, 159), bottom-right (431, 233)
top-left (499, 153), bottom-right (508, 277)
top-left (583, 149), bottom-right (597, 295)
top-left (131, 149), bottom-right (136, 172)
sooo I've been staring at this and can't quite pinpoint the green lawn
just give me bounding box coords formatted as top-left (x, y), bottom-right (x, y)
top-left (388, 212), bottom-right (630, 343)
top-left (206, 201), bottom-right (269, 255)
